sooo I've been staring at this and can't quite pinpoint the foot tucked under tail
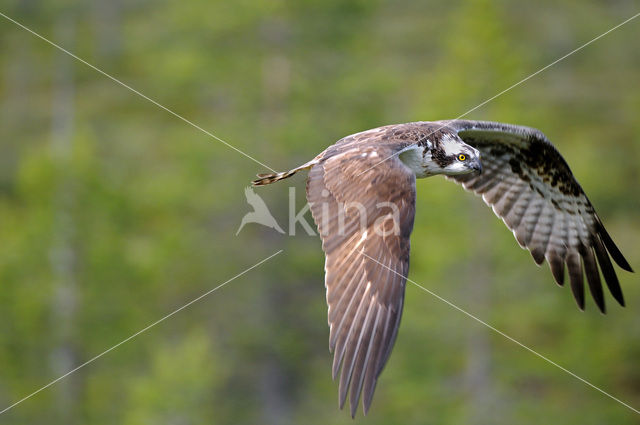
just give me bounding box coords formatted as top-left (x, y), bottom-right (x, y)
top-left (251, 160), bottom-right (318, 186)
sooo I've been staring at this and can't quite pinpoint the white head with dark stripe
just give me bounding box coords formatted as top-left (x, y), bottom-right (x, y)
top-left (422, 131), bottom-right (482, 176)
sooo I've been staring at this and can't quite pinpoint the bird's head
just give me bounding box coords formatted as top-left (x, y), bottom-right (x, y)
top-left (425, 132), bottom-right (482, 176)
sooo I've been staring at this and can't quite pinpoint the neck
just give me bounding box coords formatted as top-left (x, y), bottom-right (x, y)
top-left (398, 145), bottom-right (439, 178)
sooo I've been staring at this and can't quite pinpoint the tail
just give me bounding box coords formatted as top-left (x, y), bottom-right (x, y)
top-left (251, 159), bottom-right (318, 186)
top-left (252, 169), bottom-right (301, 186)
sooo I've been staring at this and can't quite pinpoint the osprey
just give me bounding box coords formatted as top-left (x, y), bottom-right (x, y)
top-left (252, 120), bottom-right (633, 417)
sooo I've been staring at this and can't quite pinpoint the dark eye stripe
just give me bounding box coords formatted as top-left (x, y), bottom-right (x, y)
top-left (432, 148), bottom-right (454, 167)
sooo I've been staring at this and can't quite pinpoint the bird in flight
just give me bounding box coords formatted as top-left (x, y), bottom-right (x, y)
top-left (251, 120), bottom-right (633, 417)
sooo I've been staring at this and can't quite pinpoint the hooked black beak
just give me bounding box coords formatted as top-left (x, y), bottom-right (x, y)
top-left (470, 158), bottom-right (482, 173)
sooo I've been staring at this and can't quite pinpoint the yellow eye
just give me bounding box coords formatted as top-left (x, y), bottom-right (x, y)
top-left (458, 154), bottom-right (466, 161)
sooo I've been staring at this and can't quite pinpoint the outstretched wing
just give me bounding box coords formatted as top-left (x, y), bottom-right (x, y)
top-left (306, 137), bottom-right (416, 417)
top-left (443, 120), bottom-right (633, 312)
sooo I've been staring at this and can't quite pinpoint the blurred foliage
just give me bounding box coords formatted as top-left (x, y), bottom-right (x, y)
top-left (0, 0), bottom-right (639, 424)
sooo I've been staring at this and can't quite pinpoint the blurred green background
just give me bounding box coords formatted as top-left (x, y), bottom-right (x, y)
top-left (1, 0), bottom-right (639, 423)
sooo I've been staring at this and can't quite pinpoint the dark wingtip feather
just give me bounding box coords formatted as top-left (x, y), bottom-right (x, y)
top-left (598, 220), bottom-right (633, 272)
top-left (338, 385), bottom-right (347, 410)
top-left (363, 382), bottom-right (376, 416)
top-left (567, 252), bottom-right (585, 310)
top-left (582, 247), bottom-right (606, 313)
top-left (362, 319), bottom-right (385, 417)
top-left (338, 367), bottom-right (350, 411)
top-left (547, 254), bottom-right (565, 286)
top-left (593, 236), bottom-right (625, 307)
top-left (332, 346), bottom-right (343, 380)
top-left (530, 246), bottom-right (546, 265)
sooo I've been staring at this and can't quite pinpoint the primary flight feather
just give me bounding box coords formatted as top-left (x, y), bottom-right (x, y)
top-left (251, 120), bottom-right (633, 417)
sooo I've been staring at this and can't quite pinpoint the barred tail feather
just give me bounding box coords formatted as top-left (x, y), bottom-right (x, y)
top-left (252, 160), bottom-right (318, 186)
top-left (252, 169), bottom-right (299, 186)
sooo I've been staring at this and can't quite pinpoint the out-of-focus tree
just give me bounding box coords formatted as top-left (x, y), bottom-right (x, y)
top-left (0, 1), bottom-right (638, 424)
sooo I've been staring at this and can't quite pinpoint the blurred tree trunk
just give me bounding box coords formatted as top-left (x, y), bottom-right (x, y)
top-left (463, 199), bottom-right (499, 425)
top-left (254, 285), bottom-right (293, 425)
top-left (258, 352), bottom-right (291, 425)
top-left (255, 18), bottom-right (293, 425)
top-left (0, 38), bottom-right (28, 187)
top-left (92, 0), bottom-right (122, 59)
top-left (49, 16), bottom-right (80, 424)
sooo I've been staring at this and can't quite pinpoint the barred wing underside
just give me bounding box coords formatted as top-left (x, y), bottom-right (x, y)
top-left (444, 120), bottom-right (632, 312)
top-left (306, 140), bottom-right (416, 417)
